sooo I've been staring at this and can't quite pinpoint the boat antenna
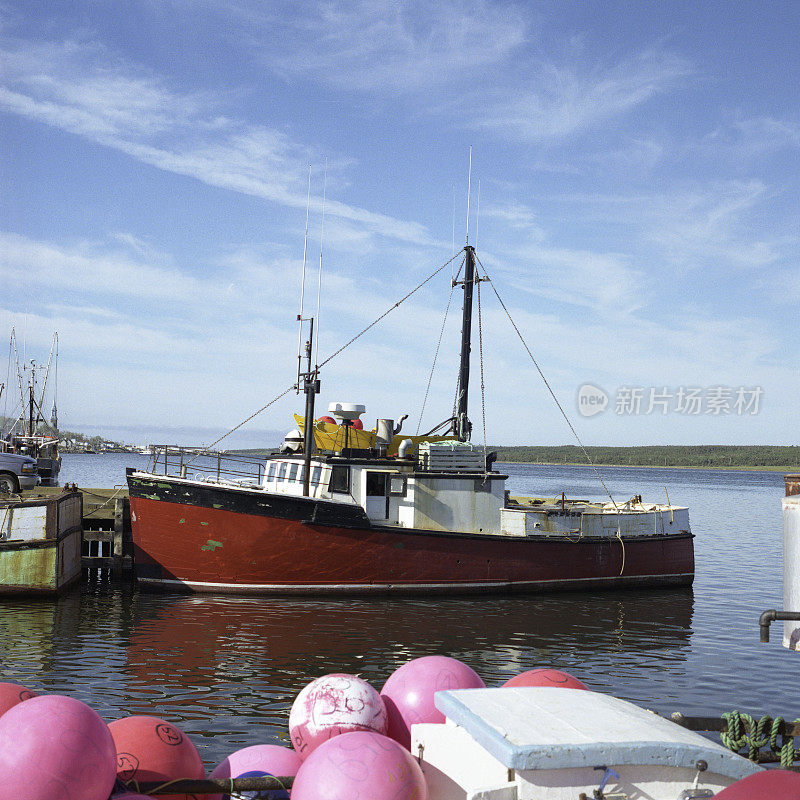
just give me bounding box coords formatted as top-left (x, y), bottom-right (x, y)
top-left (2, 330), bottom-right (11, 424)
top-left (314, 158), bottom-right (328, 368)
top-left (12, 330), bottom-right (25, 434)
top-left (296, 165), bottom-right (312, 392)
top-left (465, 146), bottom-right (472, 245)
top-left (451, 186), bottom-right (456, 280)
top-left (452, 187), bottom-right (456, 254)
top-left (38, 332), bottom-right (57, 424)
top-left (474, 179), bottom-right (481, 251)
top-left (51, 332), bottom-right (58, 430)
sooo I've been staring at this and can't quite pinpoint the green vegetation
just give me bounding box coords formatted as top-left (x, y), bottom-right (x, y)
top-left (492, 444), bottom-right (800, 470)
top-left (234, 442), bottom-right (800, 470)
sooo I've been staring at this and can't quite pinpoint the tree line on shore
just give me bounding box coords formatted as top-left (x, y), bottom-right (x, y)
top-left (492, 444), bottom-right (800, 468)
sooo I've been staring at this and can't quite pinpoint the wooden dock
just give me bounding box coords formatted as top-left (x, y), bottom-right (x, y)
top-left (20, 486), bottom-right (134, 580)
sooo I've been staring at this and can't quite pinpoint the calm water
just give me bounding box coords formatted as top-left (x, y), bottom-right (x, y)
top-left (0, 454), bottom-right (792, 770)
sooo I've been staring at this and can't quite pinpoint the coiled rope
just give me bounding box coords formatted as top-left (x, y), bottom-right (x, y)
top-left (721, 711), bottom-right (800, 766)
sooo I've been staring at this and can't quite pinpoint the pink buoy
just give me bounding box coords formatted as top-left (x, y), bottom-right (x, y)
top-left (713, 769), bottom-right (800, 798)
top-left (292, 730), bottom-right (428, 800)
top-left (289, 673), bottom-right (388, 760)
top-left (319, 416), bottom-right (337, 425)
top-left (108, 715), bottom-right (205, 800)
top-left (0, 694), bottom-right (117, 800)
top-left (502, 668), bottom-right (590, 690)
top-left (351, 419), bottom-right (364, 430)
top-left (381, 655), bottom-right (485, 749)
top-left (0, 681), bottom-right (38, 716)
top-left (208, 744), bottom-right (301, 800)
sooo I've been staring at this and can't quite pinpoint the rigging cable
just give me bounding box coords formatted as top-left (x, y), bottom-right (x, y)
top-left (416, 283), bottom-right (457, 435)
top-left (317, 251), bottom-right (463, 371)
top-left (476, 267), bottom-right (488, 478)
top-left (198, 250), bottom-right (464, 456)
top-left (473, 252), bottom-right (621, 515)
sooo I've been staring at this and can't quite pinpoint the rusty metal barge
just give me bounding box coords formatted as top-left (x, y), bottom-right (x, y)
top-left (0, 488), bottom-right (82, 595)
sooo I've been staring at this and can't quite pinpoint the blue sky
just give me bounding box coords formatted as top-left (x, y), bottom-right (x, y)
top-left (1, 0), bottom-right (798, 447)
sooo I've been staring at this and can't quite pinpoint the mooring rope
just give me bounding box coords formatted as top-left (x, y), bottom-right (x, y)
top-left (720, 711), bottom-right (800, 766)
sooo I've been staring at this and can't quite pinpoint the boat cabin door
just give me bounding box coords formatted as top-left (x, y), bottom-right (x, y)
top-left (365, 471), bottom-right (390, 521)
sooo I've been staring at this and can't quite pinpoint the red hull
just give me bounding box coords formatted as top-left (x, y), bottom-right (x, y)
top-left (129, 493), bottom-right (694, 595)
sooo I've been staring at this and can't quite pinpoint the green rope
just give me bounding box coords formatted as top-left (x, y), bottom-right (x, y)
top-left (769, 715), bottom-right (800, 768)
top-left (721, 712), bottom-right (765, 761)
top-left (721, 711), bottom-right (800, 765)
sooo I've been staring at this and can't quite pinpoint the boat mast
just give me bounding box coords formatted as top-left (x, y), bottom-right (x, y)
top-left (455, 244), bottom-right (476, 442)
top-left (301, 319), bottom-right (319, 497)
top-left (28, 382), bottom-right (35, 436)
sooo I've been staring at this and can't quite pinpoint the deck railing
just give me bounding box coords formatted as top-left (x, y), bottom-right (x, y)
top-left (148, 445), bottom-right (267, 486)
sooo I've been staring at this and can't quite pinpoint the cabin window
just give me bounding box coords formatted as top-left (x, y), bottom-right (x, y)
top-left (288, 463), bottom-right (299, 482)
top-left (278, 463), bottom-right (288, 481)
top-left (311, 466), bottom-right (322, 485)
top-left (366, 472), bottom-right (389, 497)
top-left (329, 465), bottom-right (350, 494)
top-left (266, 462), bottom-right (277, 481)
top-left (389, 475), bottom-right (407, 497)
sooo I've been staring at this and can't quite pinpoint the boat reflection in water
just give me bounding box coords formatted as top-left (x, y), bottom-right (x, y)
top-left (121, 589), bottom-right (694, 757)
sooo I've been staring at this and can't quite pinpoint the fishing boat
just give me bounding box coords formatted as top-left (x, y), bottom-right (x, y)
top-left (1, 331), bottom-right (62, 486)
top-left (126, 244), bottom-right (694, 594)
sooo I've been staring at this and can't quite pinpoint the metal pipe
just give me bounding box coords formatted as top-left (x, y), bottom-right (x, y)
top-left (132, 775), bottom-right (294, 795)
top-left (759, 609), bottom-right (800, 643)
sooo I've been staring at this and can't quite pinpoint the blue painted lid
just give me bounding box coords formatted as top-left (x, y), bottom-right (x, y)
top-left (434, 687), bottom-right (761, 781)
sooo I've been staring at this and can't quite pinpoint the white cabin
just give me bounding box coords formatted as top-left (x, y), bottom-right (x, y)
top-left (261, 441), bottom-right (506, 534)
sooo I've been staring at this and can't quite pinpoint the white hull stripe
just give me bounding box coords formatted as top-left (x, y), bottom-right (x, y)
top-left (138, 573), bottom-right (694, 594)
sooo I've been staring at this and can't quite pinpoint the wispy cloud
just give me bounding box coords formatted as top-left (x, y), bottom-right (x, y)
top-left (472, 48), bottom-right (692, 142)
top-left (260, 0), bottom-right (528, 93)
top-left (701, 115), bottom-right (800, 160)
top-left (496, 242), bottom-right (648, 314)
top-left (643, 180), bottom-right (780, 271)
top-left (0, 36), bottom-right (436, 246)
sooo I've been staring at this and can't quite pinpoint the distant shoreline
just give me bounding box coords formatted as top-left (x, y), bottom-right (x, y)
top-left (496, 460), bottom-right (793, 473)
